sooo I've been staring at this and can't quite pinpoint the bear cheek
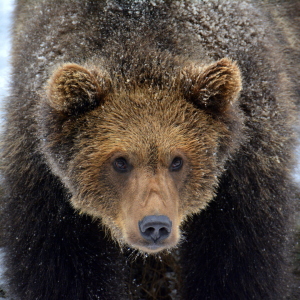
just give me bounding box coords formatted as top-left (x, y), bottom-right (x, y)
top-left (115, 169), bottom-right (182, 253)
top-left (65, 163), bottom-right (121, 222)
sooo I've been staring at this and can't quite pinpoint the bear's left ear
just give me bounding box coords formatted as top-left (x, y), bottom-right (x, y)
top-left (181, 58), bottom-right (242, 114)
top-left (46, 64), bottom-right (111, 116)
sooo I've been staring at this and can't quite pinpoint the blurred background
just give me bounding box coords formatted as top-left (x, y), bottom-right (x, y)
top-left (0, 2), bottom-right (20, 298)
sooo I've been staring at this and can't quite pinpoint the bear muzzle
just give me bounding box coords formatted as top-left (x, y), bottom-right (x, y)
top-left (138, 215), bottom-right (172, 244)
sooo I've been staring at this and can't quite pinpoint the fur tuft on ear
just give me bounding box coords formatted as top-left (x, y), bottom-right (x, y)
top-left (46, 64), bottom-right (111, 116)
top-left (181, 58), bottom-right (242, 114)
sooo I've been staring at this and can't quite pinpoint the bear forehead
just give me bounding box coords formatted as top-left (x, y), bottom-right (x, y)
top-left (73, 90), bottom-right (220, 169)
top-left (85, 90), bottom-right (218, 146)
top-left (94, 89), bottom-right (215, 130)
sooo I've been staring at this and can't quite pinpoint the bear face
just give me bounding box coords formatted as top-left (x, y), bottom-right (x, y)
top-left (39, 58), bottom-right (242, 253)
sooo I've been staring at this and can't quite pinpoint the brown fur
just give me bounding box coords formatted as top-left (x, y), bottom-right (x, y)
top-left (47, 64), bottom-right (112, 115)
top-left (42, 59), bottom-right (242, 252)
top-left (1, 1), bottom-right (299, 299)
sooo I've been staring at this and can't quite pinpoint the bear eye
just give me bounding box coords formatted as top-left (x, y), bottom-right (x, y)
top-left (113, 157), bottom-right (130, 173)
top-left (170, 157), bottom-right (183, 172)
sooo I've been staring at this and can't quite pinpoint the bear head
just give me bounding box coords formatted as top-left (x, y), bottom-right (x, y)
top-left (38, 58), bottom-right (243, 253)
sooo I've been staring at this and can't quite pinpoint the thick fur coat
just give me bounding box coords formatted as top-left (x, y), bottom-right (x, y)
top-left (0, 1), bottom-right (299, 299)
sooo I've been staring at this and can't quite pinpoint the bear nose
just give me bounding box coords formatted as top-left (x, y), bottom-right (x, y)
top-left (139, 215), bottom-right (172, 243)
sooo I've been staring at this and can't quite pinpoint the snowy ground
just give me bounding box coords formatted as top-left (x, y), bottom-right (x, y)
top-left (0, 0), bottom-right (299, 297)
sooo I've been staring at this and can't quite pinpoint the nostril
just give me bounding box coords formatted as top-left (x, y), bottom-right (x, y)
top-left (144, 227), bottom-right (155, 236)
top-left (139, 215), bottom-right (172, 243)
top-left (159, 227), bottom-right (169, 238)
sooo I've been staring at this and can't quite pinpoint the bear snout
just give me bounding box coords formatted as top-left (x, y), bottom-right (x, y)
top-left (138, 215), bottom-right (172, 243)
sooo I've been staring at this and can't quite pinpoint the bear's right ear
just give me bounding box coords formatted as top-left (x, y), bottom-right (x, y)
top-left (181, 58), bottom-right (242, 115)
top-left (46, 64), bottom-right (111, 116)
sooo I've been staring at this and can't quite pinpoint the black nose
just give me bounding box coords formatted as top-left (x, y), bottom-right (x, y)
top-left (139, 215), bottom-right (172, 243)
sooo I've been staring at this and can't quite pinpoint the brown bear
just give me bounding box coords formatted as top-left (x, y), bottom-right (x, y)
top-left (0, 0), bottom-right (299, 299)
